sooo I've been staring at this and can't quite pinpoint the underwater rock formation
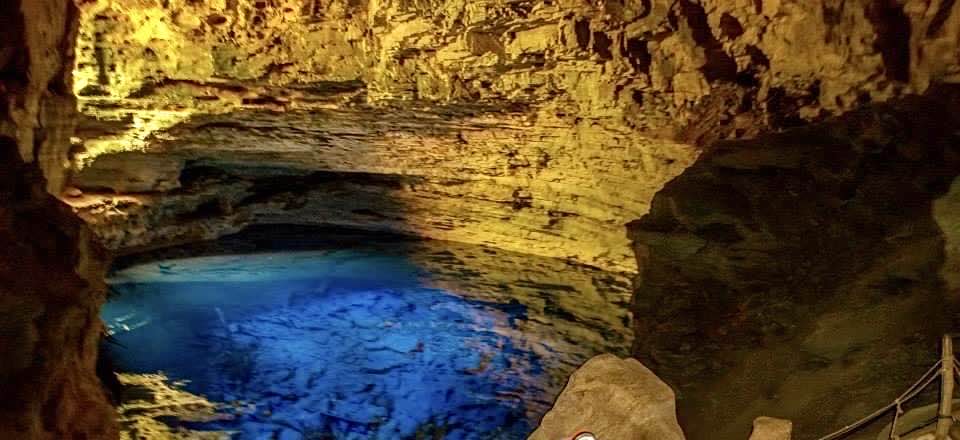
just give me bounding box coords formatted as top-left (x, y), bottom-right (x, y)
top-left (102, 231), bottom-right (635, 438)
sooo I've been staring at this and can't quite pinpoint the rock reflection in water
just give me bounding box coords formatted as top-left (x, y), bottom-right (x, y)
top-left (103, 237), bottom-right (632, 439)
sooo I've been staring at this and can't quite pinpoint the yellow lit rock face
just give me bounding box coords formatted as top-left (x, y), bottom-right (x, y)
top-left (73, 96), bottom-right (697, 272)
top-left (68, 0), bottom-right (960, 272)
top-left (73, 0), bottom-right (369, 98)
top-left (114, 373), bottom-right (230, 440)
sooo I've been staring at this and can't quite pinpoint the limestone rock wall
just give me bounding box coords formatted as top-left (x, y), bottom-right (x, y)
top-left (73, 0), bottom-right (960, 133)
top-left (0, 0), bottom-right (117, 438)
top-left (628, 87), bottom-right (960, 440)
top-left (66, 0), bottom-right (960, 272)
top-left (2, 0), bottom-right (79, 193)
top-left (71, 97), bottom-right (696, 272)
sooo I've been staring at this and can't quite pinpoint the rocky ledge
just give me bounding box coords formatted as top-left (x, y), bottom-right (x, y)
top-left (63, 0), bottom-right (960, 274)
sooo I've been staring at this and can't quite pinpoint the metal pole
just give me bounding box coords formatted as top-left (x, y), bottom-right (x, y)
top-left (936, 334), bottom-right (954, 440)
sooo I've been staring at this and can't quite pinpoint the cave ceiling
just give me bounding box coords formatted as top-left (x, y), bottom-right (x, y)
top-left (66, 0), bottom-right (960, 271)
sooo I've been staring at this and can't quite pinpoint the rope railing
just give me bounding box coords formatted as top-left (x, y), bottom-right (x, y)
top-left (816, 335), bottom-right (960, 440)
top-left (816, 360), bottom-right (943, 440)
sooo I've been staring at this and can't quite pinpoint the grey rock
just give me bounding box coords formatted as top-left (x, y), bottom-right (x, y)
top-left (529, 354), bottom-right (685, 440)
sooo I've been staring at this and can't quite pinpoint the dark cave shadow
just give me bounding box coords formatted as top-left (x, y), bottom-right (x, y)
top-left (628, 84), bottom-right (960, 440)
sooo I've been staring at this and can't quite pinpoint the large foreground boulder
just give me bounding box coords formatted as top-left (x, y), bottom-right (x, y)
top-left (530, 354), bottom-right (685, 440)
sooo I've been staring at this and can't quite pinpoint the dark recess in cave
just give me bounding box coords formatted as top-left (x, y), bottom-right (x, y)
top-left (867, 0), bottom-right (912, 82)
top-left (678, 0), bottom-right (738, 82)
top-left (630, 85), bottom-right (960, 440)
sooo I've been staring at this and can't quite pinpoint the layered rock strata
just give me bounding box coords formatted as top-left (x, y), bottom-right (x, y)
top-left (65, 0), bottom-right (960, 273)
top-left (71, 91), bottom-right (695, 272)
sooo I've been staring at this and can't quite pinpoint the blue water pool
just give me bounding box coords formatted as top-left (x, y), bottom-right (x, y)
top-left (103, 244), bottom-right (632, 439)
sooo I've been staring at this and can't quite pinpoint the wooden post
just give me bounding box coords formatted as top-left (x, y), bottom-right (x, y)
top-left (936, 334), bottom-right (954, 440)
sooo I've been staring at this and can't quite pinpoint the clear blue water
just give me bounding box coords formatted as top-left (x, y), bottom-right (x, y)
top-left (103, 247), bottom-right (632, 439)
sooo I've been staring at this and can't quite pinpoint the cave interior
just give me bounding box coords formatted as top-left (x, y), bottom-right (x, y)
top-left (1, 0), bottom-right (960, 439)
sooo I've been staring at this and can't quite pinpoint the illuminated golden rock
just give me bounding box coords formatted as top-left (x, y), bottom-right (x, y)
top-left (67, 0), bottom-right (960, 272)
